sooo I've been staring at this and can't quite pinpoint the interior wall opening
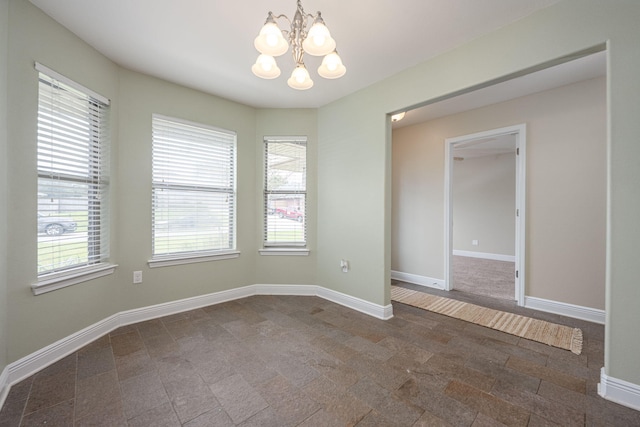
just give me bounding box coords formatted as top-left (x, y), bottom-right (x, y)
top-left (390, 48), bottom-right (606, 313)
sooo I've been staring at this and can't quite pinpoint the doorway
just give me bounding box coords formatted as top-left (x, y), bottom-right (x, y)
top-left (444, 124), bottom-right (526, 305)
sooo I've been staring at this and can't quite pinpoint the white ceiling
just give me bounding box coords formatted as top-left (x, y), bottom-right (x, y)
top-left (29, 0), bottom-right (563, 109)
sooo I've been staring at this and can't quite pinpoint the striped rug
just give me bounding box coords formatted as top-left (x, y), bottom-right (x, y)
top-left (391, 286), bottom-right (583, 354)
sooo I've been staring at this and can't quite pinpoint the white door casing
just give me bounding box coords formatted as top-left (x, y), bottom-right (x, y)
top-left (444, 124), bottom-right (526, 305)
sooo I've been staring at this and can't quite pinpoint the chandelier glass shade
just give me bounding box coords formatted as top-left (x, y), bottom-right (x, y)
top-left (252, 0), bottom-right (346, 90)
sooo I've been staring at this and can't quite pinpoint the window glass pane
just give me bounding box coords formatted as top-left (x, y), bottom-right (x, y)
top-left (153, 189), bottom-right (233, 255)
top-left (266, 141), bottom-right (306, 191)
top-left (265, 194), bottom-right (305, 244)
top-left (152, 115), bottom-right (236, 257)
top-left (264, 138), bottom-right (307, 246)
top-left (37, 71), bottom-right (110, 275)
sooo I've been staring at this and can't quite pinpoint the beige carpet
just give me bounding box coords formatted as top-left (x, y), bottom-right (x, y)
top-left (391, 286), bottom-right (583, 354)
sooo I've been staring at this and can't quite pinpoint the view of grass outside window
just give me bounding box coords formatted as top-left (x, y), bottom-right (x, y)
top-left (36, 64), bottom-right (110, 275)
top-left (264, 137), bottom-right (307, 246)
top-left (151, 115), bottom-right (236, 257)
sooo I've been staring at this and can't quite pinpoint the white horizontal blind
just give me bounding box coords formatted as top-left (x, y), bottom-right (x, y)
top-left (37, 70), bottom-right (110, 275)
top-left (152, 115), bottom-right (236, 257)
top-left (264, 137), bottom-right (307, 246)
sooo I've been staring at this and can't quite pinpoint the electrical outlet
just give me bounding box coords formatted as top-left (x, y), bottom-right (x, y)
top-left (133, 270), bottom-right (143, 284)
top-left (472, 240), bottom-right (479, 246)
top-left (340, 259), bottom-right (349, 273)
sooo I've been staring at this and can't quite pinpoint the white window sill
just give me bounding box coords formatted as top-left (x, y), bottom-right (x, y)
top-left (148, 250), bottom-right (240, 268)
top-left (259, 248), bottom-right (310, 256)
top-left (32, 263), bottom-right (118, 296)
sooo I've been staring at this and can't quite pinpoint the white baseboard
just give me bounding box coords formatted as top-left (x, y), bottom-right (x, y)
top-left (599, 367), bottom-right (640, 411)
top-left (0, 366), bottom-right (9, 410)
top-left (316, 286), bottom-right (393, 320)
top-left (453, 250), bottom-right (516, 262)
top-left (254, 284), bottom-right (317, 296)
top-left (524, 296), bottom-right (605, 325)
top-left (0, 283), bottom-right (392, 408)
top-left (391, 270), bottom-right (445, 290)
top-left (118, 285), bottom-right (256, 327)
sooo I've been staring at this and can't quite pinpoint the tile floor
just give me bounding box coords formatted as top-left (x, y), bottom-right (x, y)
top-left (1, 284), bottom-right (639, 426)
top-left (453, 256), bottom-right (515, 301)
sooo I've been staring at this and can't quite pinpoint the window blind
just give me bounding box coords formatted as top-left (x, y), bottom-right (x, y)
top-left (152, 115), bottom-right (236, 257)
top-left (36, 67), bottom-right (110, 276)
top-left (264, 137), bottom-right (307, 246)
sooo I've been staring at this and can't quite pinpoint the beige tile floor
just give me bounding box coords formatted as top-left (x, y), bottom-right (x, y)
top-left (1, 284), bottom-right (639, 426)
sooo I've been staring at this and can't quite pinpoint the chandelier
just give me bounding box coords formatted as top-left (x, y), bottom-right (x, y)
top-left (252, 0), bottom-right (346, 90)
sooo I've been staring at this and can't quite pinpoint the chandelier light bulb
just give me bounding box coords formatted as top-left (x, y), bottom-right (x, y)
top-left (293, 66), bottom-right (308, 83)
top-left (254, 21), bottom-right (288, 56)
top-left (302, 14), bottom-right (336, 56)
top-left (266, 33), bottom-right (279, 47)
top-left (287, 65), bottom-right (313, 90)
top-left (318, 51), bottom-right (346, 79)
top-left (252, 54), bottom-right (281, 79)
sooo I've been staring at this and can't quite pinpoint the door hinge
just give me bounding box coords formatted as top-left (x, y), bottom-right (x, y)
top-left (515, 270), bottom-right (519, 278)
top-left (516, 208), bottom-right (519, 217)
top-left (516, 147), bottom-right (520, 155)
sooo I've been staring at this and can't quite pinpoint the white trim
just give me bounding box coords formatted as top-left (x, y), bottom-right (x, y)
top-left (34, 62), bottom-right (110, 105)
top-left (0, 365), bottom-right (9, 411)
top-left (316, 286), bottom-right (394, 320)
top-left (391, 270), bottom-right (445, 290)
top-left (148, 251), bottom-right (240, 268)
top-left (524, 296), bottom-right (605, 324)
top-left (152, 113), bottom-right (237, 137)
top-left (599, 368), bottom-right (640, 411)
top-left (7, 313), bottom-right (120, 388)
top-left (444, 138), bottom-right (453, 292)
top-left (444, 124), bottom-right (526, 305)
top-left (118, 286), bottom-right (255, 326)
top-left (263, 135), bottom-right (308, 143)
top-left (254, 284), bottom-right (317, 296)
top-left (259, 248), bottom-right (310, 256)
top-left (452, 250), bottom-right (516, 262)
top-left (32, 263), bottom-right (117, 296)
top-left (0, 284), bottom-right (393, 406)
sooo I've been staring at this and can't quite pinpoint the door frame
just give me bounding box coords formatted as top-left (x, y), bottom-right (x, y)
top-left (444, 124), bottom-right (526, 305)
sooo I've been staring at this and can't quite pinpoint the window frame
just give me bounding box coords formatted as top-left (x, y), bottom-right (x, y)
top-left (261, 136), bottom-right (309, 255)
top-left (32, 62), bottom-right (116, 295)
top-left (148, 114), bottom-right (239, 268)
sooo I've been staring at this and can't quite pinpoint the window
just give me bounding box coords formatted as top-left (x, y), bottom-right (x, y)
top-left (263, 137), bottom-right (307, 248)
top-left (35, 63), bottom-right (112, 288)
top-left (151, 115), bottom-right (237, 265)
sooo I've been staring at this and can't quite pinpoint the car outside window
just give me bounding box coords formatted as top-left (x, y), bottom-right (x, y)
top-left (264, 137), bottom-right (307, 247)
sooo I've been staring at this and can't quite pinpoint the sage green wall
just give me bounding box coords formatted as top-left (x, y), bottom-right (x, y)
top-left (318, 94), bottom-right (390, 307)
top-left (115, 68), bottom-right (258, 311)
top-left (391, 77), bottom-right (606, 310)
top-left (452, 153), bottom-right (516, 256)
top-left (6, 0), bottom-right (121, 361)
top-left (0, 0), bottom-right (10, 373)
top-left (4, 1), bottom-right (260, 361)
top-left (255, 109), bottom-right (318, 284)
top-left (318, 0), bottom-right (640, 385)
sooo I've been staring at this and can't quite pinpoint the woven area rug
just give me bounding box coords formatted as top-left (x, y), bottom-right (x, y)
top-left (391, 286), bottom-right (583, 354)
